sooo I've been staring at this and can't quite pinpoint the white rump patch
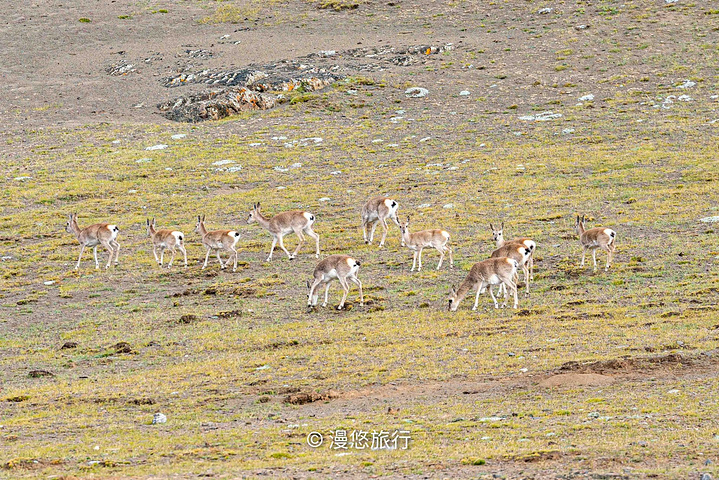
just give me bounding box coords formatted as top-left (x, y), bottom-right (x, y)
top-left (441, 230), bottom-right (450, 239)
top-left (171, 231), bottom-right (183, 242)
top-left (346, 257), bottom-right (356, 268)
top-left (384, 198), bottom-right (398, 211)
top-left (107, 225), bottom-right (119, 238)
top-left (303, 212), bottom-right (314, 222)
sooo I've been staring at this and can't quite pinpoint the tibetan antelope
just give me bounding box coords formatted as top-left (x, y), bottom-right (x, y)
top-left (194, 215), bottom-right (241, 271)
top-left (490, 222), bottom-right (536, 281)
top-left (307, 254), bottom-right (364, 310)
top-left (575, 215), bottom-right (617, 271)
top-left (399, 216), bottom-right (453, 271)
top-left (247, 202), bottom-right (320, 261)
top-left (490, 244), bottom-right (533, 294)
top-left (146, 218), bottom-right (188, 268)
top-left (361, 196), bottom-right (401, 247)
top-left (448, 257), bottom-right (520, 311)
top-left (65, 213), bottom-right (120, 270)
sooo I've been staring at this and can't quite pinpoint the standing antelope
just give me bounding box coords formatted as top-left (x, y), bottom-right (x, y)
top-left (448, 257), bottom-right (520, 311)
top-left (194, 215), bottom-right (241, 271)
top-left (399, 217), bottom-right (453, 271)
top-left (307, 254), bottom-right (364, 310)
top-left (146, 218), bottom-right (188, 268)
top-left (247, 202), bottom-right (320, 261)
top-left (361, 196), bottom-right (401, 247)
top-left (65, 213), bottom-right (120, 270)
top-left (575, 215), bottom-right (617, 271)
top-left (490, 244), bottom-right (533, 294)
top-left (490, 222), bottom-right (536, 281)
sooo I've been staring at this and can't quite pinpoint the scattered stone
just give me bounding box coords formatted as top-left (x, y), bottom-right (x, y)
top-left (588, 411), bottom-right (600, 418)
top-left (476, 417), bottom-right (505, 422)
top-left (419, 136), bottom-right (431, 142)
top-left (227, 166), bottom-right (242, 173)
top-left (1, 256), bottom-right (12, 261)
top-left (274, 166), bottom-right (289, 172)
top-left (676, 80), bottom-right (696, 89)
top-left (152, 413), bottom-right (167, 424)
top-left (405, 87), bottom-right (429, 98)
top-left (318, 50), bottom-right (337, 57)
top-left (158, 88), bottom-right (278, 123)
top-left (372, 139), bottom-right (383, 143)
top-left (319, 197), bottom-right (331, 202)
top-left (578, 94), bottom-right (594, 102)
top-left (171, 134), bottom-right (187, 140)
top-left (459, 90), bottom-right (470, 96)
top-left (538, 7), bottom-right (552, 13)
top-left (700, 216), bottom-right (719, 223)
top-left (665, 0), bottom-right (678, 3)
top-left (60, 341), bottom-right (78, 350)
top-left (519, 111), bottom-right (562, 121)
top-left (291, 162), bottom-right (303, 168)
top-left (212, 159), bottom-right (235, 166)
top-left (418, 203), bottom-right (431, 208)
top-left (667, 389), bottom-right (680, 394)
top-left (677, 94), bottom-right (692, 102)
top-left (111, 140), bottom-right (121, 144)
top-left (28, 370), bottom-right (54, 378)
top-left (700, 474), bottom-right (712, 480)
top-left (14, 176), bottom-right (32, 181)
top-left (255, 365), bottom-right (271, 371)
top-left (136, 158), bottom-right (151, 163)
top-left (248, 142), bottom-right (262, 147)
top-left (574, 24), bottom-right (590, 30)
top-left (330, 171), bottom-right (342, 175)
top-left (145, 144), bottom-right (168, 151)
top-left (562, 128), bottom-right (575, 135)
top-left (44, 281), bottom-right (55, 286)
top-left (443, 203), bottom-right (454, 209)
top-left (106, 61), bottom-right (136, 76)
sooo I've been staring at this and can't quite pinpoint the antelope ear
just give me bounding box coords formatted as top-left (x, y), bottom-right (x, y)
top-left (450, 286), bottom-right (457, 294)
top-left (501, 221), bottom-right (504, 230)
top-left (306, 280), bottom-right (311, 289)
top-left (152, 217), bottom-right (155, 226)
top-left (489, 223), bottom-right (494, 231)
top-left (202, 214), bottom-right (206, 222)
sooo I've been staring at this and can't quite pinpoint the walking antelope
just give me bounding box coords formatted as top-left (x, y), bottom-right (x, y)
top-left (490, 244), bottom-right (533, 294)
top-left (490, 222), bottom-right (536, 281)
top-left (448, 257), bottom-right (520, 311)
top-left (247, 202), bottom-right (320, 261)
top-left (361, 196), bottom-right (402, 247)
top-left (307, 254), bottom-right (364, 310)
top-left (146, 218), bottom-right (188, 268)
top-left (575, 215), bottom-right (617, 271)
top-left (194, 215), bottom-right (241, 271)
top-left (399, 217), bottom-right (453, 271)
top-left (65, 213), bottom-right (120, 270)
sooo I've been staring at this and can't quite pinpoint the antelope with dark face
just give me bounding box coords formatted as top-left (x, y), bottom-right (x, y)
top-left (65, 213), bottom-right (120, 270)
top-left (399, 216), bottom-right (453, 272)
top-left (490, 222), bottom-right (536, 281)
top-left (194, 215), bottom-right (241, 271)
top-left (448, 257), bottom-right (520, 311)
top-left (574, 215), bottom-right (616, 271)
top-left (146, 218), bottom-right (187, 268)
top-left (247, 202), bottom-right (319, 261)
top-left (307, 254), bottom-right (363, 310)
top-left (361, 196), bottom-right (401, 248)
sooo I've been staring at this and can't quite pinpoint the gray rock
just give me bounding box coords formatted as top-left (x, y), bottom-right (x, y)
top-left (538, 7), bottom-right (552, 13)
top-left (405, 87), bottom-right (429, 98)
top-left (459, 90), bottom-right (471, 96)
top-left (145, 144), bottom-right (168, 151)
top-left (578, 94), bottom-right (594, 102)
top-left (152, 413), bottom-right (167, 424)
top-left (700, 216), bottom-right (719, 223)
top-left (519, 111), bottom-right (562, 121)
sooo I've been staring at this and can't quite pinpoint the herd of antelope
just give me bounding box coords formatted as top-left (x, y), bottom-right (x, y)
top-left (64, 197), bottom-right (618, 311)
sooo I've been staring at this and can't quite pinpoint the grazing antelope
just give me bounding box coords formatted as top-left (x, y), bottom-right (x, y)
top-left (490, 222), bottom-right (536, 281)
top-left (361, 196), bottom-right (401, 247)
top-left (448, 257), bottom-right (520, 311)
top-left (146, 218), bottom-right (188, 268)
top-left (490, 244), bottom-right (533, 294)
top-left (399, 216), bottom-right (453, 271)
top-left (194, 215), bottom-right (241, 271)
top-left (307, 254), bottom-right (364, 310)
top-left (247, 202), bottom-right (319, 261)
top-left (65, 213), bottom-right (120, 270)
top-left (575, 215), bottom-right (617, 271)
